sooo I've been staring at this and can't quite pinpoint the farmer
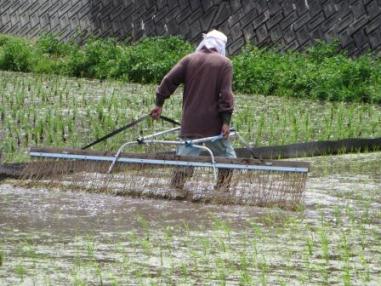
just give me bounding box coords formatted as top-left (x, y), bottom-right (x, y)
top-left (150, 29), bottom-right (236, 196)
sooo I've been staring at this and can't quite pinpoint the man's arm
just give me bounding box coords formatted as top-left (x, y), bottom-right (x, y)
top-left (219, 61), bottom-right (234, 138)
top-left (151, 56), bottom-right (188, 119)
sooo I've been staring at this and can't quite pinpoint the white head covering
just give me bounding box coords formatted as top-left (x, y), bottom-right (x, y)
top-left (195, 30), bottom-right (228, 56)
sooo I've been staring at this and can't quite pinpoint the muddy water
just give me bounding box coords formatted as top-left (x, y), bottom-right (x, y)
top-left (0, 153), bottom-right (380, 285)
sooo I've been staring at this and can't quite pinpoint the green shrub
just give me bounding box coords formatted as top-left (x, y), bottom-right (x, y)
top-left (233, 46), bottom-right (279, 95)
top-left (0, 37), bottom-right (32, 72)
top-left (66, 38), bottom-right (121, 79)
top-left (232, 42), bottom-right (381, 103)
top-left (0, 33), bottom-right (380, 103)
top-left (118, 37), bottom-right (193, 83)
top-left (36, 34), bottom-right (72, 57)
top-left (0, 34), bottom-right (14, 47)
top-left (305, 40), bottom-right (341, 62)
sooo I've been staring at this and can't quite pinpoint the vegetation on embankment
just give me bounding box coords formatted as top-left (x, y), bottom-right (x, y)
top-left (0, 33), bottom-right (380, 103)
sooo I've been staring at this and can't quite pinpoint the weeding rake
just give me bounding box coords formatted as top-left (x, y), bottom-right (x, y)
top-left (24, 114), bottom-right (310, 207)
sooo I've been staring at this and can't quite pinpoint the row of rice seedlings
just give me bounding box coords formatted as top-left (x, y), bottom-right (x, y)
top-left (2, 201), bottom-right (380, 285)
top-left (0, 70), bottom-right (380, 161)
top-left (234, 95), bottom-right (381, 146)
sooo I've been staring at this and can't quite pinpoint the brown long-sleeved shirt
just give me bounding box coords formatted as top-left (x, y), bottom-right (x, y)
top-left (156, 48), bottom-right (234, 138)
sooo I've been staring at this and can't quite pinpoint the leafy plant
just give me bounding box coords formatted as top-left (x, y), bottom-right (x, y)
top-left (0, 34), bottom-right (380, 103)
top-left (0, 37), bottom-right (32, 72)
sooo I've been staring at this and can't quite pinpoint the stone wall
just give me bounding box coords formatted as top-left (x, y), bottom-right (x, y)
top-left (1, 0), bottom-right (381, 55)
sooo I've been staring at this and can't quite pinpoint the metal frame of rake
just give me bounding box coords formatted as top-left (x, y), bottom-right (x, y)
top-left (25, 115), bottom-right (310, 207)
top-left (29, 127), bottom-right (310, 177)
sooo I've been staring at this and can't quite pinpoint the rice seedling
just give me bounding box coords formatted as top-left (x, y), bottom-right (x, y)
top-left (0, 70), bottom-right (380, 162)
top-left (0, 62), bottom-right (380, 285)
top-left (0, 246), bottom-right (4, 267)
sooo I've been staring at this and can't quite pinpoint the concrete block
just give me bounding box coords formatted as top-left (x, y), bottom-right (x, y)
top-left (227, 36), bottom-right (244, 54)
top-left (310, 26), bottom-right (324, 40)
top-left (365, 14), bottom-right (381, 33)
top-left (176, 7), bottom-right (192, 24)
top-left (353, 28), bottom-right (368, 48)
top-left (366, 0), bottom-right (381, 19)
top-left (157, 0), bottom-right (168, 9)
top-left (351, 0), bottom-right (366, 19)
top-left (241, 1), bottom-right (258, 14)
top-left (189, 0), bottom-right (201, 11)
top-left (307, 0), bottom-right (322, 17)
top-left (270, 24), bottom-right (282, 42)
top-left (199, 6), bottom-right (218, 31)
top-left (153, 6), bottom-right (169, 23)
top-left (230, 21), bottom-right (242, 41)
top-left (294, 0), bottom-right (308, 16)
top-left (242, 23), bottom-right (254, 42)
top-left (281, 1), bottom-right (295, 16)
top-left (280, 11), bottom-right (297, 30)
top-left (308, 11), bottom-right (325, 30)
top-left (239, 8), bottom-right (258, 28)
top-left (178, 0), bottom-right (189, 9)
top-left (166, 17), bottom-right (180, 35)
top-left (253, 11), bottom-right (268, 29)
top-left (351, 16), bottom-right (370, 32)
top-left (255, 23), bottom-right (268, 43)
top-left (296, 25), bottom-right (310, 45)
top-left (187, 19), bottom-right (201, 41)
top-left (266, 10), bottom-right (284, 29)
top-left (0, 1), bottom-right (12, 13)
top-left (322, 0), bottom-right (337, 18)
top-left (338, 29), bottom-right (353, 46)
top-left (336, 1), bottom-right (352, 19)
top-left (217, 20), bottom-right (230, 37)
top-left (337, 12), bottom-right (354, 32)
top-left (320, 14), bottom-right (338, 33)
top-left (201, 0), bottom-right (215, 12)
top-left (230, 0), bottom-right (242, 13)
top-left (227, 9), bottom-right (243, 27)
top-left (283, 26), bottom-right (296, 43)
top-left (285, 40), bottom-right (299, 51)
top-left (368, 29), bottom-right (381, 48)
top-left (293, 12), bottom-right (311, 30)
top-left (211, 2), bottom-right (231, 27)
top-left (268, 0), bottom-right (281, 16)
top-left (252, 0), bottom-right (267, 14)
top-left (188, 8), bottom-right (203, 25)
top-left (0, 23), bottom-right (11, 33)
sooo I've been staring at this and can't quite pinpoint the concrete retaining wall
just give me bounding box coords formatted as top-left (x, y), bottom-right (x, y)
top-left (1, 0), bottom-right (381, 55)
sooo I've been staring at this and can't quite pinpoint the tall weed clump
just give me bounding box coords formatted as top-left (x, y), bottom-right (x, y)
top-left (0, 36), bottom-right (32, 72)
top-left (0, 33), bottom-right (380, 103)
top-left (66, 38), bottom-right (121, 79)
top-left (33, 34), bottom-right (74, 74)
top-left (233, 41), bottom-right (381, 103)
top-left (115, 37), bottom-right (193, 83)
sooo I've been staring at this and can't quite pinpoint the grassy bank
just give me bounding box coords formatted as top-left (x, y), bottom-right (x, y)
top-left (0, 34), bottom-right (380, 103)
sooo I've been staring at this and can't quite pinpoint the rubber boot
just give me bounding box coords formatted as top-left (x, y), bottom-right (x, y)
top-left (170, 167), bottom-right (194, 197)
top-left (215, 169), bottom-right (233, 192)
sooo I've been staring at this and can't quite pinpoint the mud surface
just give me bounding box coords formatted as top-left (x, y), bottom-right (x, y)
top-left (0, 152), bottom-right (380, 285)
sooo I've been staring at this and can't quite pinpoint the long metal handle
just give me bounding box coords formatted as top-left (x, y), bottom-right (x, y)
top-left (82, 115), bottom-right (150, 150)
top-left (189, 131), bottom-right (236, 145)
top-left (138, 127), bottom-right (180, 142)
top-left (82, 115), bottom-right (181, 150)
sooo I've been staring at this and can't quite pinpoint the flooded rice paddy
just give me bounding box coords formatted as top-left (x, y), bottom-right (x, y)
top-left (0, 152), bottom-right (380, 285)
top-left (0, 71), bottom-right (380, 284)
